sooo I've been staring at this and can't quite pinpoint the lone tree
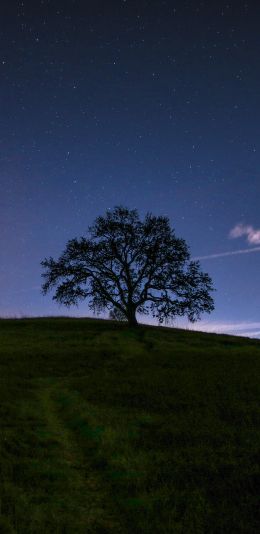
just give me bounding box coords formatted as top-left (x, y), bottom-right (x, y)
top-left (41, 206), bottom-right (214, 327)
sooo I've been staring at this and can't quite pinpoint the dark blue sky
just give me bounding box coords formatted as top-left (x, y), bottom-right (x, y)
top-left (1, 0), bottom-right (260, 336)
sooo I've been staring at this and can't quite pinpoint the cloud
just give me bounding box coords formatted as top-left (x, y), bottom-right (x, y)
top-left (193, 246), bottom-right (260, 260)
top-left (185, 321), bottom-right (260, 338)
top-left (229, 223), bottom-right (260, 245)
top-left (142, 318), bottom-right (260, 338)
top-left (193, 223), bottom-right (260, 261)
top-left (195, 321), bottom-right (260, 332)
top-left (248, 229), bottom-right (260, 244)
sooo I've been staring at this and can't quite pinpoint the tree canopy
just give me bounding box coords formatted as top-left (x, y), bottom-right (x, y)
top-left (41, 206), bottom-right (214, 326)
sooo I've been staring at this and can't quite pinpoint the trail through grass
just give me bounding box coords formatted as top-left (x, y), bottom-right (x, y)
top-left (0, 317), bottom-right (259, 533)
top-left (1, 376), bottom-right (126, 532)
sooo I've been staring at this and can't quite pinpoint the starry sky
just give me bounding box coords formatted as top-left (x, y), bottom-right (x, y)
top-left (1, 0), bottom-right (260, 337)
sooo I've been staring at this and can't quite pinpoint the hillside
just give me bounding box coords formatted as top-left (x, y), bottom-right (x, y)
top-left (0, 317), bottom-right (259, 533)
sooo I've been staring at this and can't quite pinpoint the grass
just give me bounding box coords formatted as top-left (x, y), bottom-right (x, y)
top-left (0, 317), bottom-right (259, 533)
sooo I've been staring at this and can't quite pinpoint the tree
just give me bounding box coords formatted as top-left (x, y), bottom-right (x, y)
top-left (109, 307), bottom-right (128, 322)
top-left (41, 206), bottom-right (214, 327)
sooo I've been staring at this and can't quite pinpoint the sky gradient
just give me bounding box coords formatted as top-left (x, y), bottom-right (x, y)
top-left (1, 1), bottom-right (260, 337)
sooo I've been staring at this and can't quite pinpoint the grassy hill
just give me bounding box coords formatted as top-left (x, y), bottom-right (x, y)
top-left (0, 317), bottom-right (259, 533)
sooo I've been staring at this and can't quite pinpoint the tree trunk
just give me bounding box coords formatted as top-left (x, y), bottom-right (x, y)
top-left (127, 306), bottom-right (138, 327)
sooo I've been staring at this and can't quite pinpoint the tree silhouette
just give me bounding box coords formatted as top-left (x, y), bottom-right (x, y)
top-left (109, 307), bottom-right (128, 322)
top-left (41, 206), bottom-right (214, 326)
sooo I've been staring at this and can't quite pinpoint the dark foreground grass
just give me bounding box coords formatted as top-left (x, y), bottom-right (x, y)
top-left (0, 317), bottom-right (259, 533)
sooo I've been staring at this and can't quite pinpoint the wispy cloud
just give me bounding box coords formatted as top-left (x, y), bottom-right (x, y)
top-left (185, 321), bottom-right (260, 338)
top-left (194, 321), bottom-right (260, 332)
top-left (229, 223), bottom-right (260, 245)
top-left (193, 246), bottom-right (260, 261)
top-left (193, 223), bottom-right (260, 260)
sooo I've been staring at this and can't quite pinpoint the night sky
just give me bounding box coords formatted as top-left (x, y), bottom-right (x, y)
top-left (1, 1), bottom-right (260, 337)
